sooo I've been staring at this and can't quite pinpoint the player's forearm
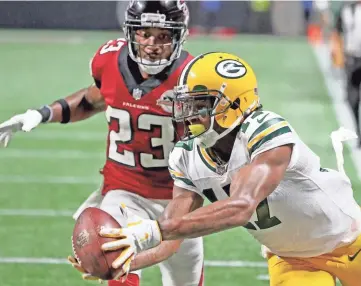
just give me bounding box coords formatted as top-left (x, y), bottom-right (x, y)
top-left (129, 190), bottom-right (191, 271)
top-left (158, 197), bottom-right (253, 240)
top-left (46, 85), bottom-right (105, 123)
top-left (130, 240), bottom-right (182, 271)
top-left (158, 165), bottom-right (272, 240)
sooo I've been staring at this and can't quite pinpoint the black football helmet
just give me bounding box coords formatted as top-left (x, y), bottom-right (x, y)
top-left (123, 0), bottom-right (189, 74)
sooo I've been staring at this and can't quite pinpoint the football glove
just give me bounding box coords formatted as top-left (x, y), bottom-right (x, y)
top-left (0, 110), bottom-right (43, 147)
top-left (99, 205), bottom-right (162, 278)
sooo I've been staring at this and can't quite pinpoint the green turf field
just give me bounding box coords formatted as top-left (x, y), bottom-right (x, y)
top-left (0, 29), bottom-right (359, 286)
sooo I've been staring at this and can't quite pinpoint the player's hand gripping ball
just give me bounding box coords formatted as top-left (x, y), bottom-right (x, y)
top-left (71, 207), bottom-right (125, 280)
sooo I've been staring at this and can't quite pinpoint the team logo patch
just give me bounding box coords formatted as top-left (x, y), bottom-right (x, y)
top-left (215, 59), bottom-right (247, 79)
top-left (157, 90), bottom-right (175, 113)
top-left (132, 88), bottom-right (143, 100)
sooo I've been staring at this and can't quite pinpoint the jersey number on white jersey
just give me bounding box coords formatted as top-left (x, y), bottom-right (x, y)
top-left (106, 106), bottom-right (175, 169)
top-left (203, 184), bottom-right (281, 230)
top-left (244, 198), bottom-right (281, 230)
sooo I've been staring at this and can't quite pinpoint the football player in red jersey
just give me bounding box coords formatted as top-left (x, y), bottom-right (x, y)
top-left (0, 1), bottom-right (204, 286)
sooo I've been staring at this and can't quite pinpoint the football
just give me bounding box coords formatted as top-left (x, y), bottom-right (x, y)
top-left (72, 207), bottom-right (123, 280)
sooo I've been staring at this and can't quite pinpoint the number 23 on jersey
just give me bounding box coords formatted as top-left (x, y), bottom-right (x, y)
top-left (106, 106), bottom-right (175, 169)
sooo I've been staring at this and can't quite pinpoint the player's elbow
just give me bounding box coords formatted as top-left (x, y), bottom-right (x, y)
top-left (229, 197), bottom-right (256, 227)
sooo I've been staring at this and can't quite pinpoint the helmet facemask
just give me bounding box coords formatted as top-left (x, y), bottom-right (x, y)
top-left (124, 13), bottom-right (188, 75)
top-left (172, 85), bottom-right (239, 148)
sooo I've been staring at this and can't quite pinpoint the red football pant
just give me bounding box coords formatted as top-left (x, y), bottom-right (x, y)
top-left (108, 274), bottom-right (140, 286)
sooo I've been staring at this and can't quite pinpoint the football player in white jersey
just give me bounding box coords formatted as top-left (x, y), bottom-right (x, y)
top-left (96, 52), bottom-right (361, 285)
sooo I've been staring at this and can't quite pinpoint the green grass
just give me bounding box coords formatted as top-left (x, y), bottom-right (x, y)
top-left (0, 29), bottom-right (358, 286)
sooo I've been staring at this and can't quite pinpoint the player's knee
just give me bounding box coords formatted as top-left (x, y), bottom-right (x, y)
top-left (108, 274), bottom-right (140, 286)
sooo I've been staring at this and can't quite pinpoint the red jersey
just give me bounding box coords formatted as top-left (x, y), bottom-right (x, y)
top-left (90, 38), bottom-right (193, 199)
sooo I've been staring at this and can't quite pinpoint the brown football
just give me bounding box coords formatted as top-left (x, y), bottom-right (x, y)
top-left (71, 207), bottom-right (123, 280)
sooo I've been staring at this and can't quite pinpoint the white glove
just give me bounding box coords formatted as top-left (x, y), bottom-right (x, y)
top-left (0, 110), bottom-right (43, 147)
top-left (99, 205), bottom-right (162, 278)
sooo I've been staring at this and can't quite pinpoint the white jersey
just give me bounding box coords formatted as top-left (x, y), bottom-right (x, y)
top-left (168, 110), bottom-right (361, 258)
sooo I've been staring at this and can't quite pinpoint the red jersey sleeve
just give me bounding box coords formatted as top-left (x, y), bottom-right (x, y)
top-left (89, 38), bottom-right (127, 81)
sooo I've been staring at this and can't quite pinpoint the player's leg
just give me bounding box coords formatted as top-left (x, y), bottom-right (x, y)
top-left (267, 253), bottom-right (336, 286)
top-left (108, 275), bottom-right (140, 286)
top-left (100, 190), bottom-right (148, 286)
top-left (144, 199), bottom-right (204, 286)
top-left (158, 237), bottom-right (204, 286)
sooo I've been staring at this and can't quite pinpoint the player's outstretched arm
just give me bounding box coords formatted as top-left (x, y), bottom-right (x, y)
top-left (128, 187), bottom-right (203, 271)
top-left (129, 240), bottom-right (182, 271)
top-left (0, 84), bottom-right (105, 147)
top-left (68, 190), bottom-right (197, 282)
top-left (98, 145), bottom-right (292, 273)
top-left (157, 145), bottom-right (293, 240)
top-left (47, 84), bottom-right (105, 123)
top-left (97, 187), bottom-right (203, 279)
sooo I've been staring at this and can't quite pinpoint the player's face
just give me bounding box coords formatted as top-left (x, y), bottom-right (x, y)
top-left (173, 95), bottom-right (216, 139)
top-left (134, 28), bottom-right (173, 62)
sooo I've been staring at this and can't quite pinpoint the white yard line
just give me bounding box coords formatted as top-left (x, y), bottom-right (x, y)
top-left (21, 131), bottom-right (106, 141)
top-left (0, 36), bottom-right (85, 44)
top-left (0, 29), bottom-right (121, 44)
top-left (0, 257), bottom-right (68, 265)
top-left (312, 44), bottom-right (361, 179)
top-left (0, 149), bottom-right (104, 159)
top-left (0, 209), bottom-right (74, 217)
top-left (0, 257), bottom-right (267, 268)
top-left (0, 175), bottom-right (99, 184)
top-left (205, 260), bottom-right (267, 268)
top-left (256, 274), bottom-right (270, 281)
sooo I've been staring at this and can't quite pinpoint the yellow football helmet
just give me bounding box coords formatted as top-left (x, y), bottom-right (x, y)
top-left (173, 52), bottom-right (260, 148)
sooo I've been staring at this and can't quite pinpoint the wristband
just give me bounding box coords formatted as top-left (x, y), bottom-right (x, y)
top-left (55, 99), bottom-right (71, 124)
top-left (37, 105), bottom-right (53, 123)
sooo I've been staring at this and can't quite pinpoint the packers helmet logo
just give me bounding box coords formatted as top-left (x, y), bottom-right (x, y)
top-left (215, 59), bottom-right (247, 79)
